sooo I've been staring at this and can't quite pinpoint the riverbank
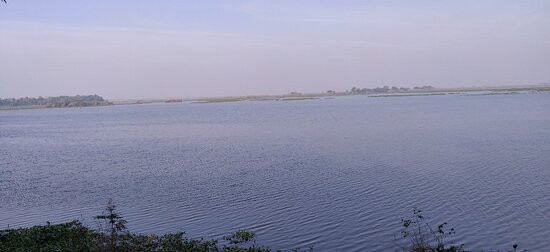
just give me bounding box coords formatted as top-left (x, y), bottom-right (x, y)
top-left (2, 84), bottom-right (549, 111)
top-left (111, 83), bottom-right (550, 105)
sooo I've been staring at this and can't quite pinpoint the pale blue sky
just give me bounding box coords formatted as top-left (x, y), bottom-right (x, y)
top-left (1, 0), bottom-right (549, 99)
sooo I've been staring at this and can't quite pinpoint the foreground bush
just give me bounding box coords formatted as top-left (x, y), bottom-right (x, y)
top-left (0, 221), bottom-right (269, 252)
top-left (0, 221), bottom-right (99, 251)
top-left (0, 200), bottom-right (272, 252)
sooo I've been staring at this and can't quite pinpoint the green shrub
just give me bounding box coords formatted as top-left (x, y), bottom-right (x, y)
top-left (0, 221), bottom-right (99, 251)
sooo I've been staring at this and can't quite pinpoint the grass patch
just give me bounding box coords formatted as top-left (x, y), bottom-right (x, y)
top-left (369, 93), bottom-right (447, 98)
top-left (279, 97), bottom-right (318, 101)
top-left (191, 98), bottom-right (246, 104)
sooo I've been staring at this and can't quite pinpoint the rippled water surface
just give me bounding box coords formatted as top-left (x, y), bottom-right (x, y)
top-left (1, 93), bottom-right (549, 250)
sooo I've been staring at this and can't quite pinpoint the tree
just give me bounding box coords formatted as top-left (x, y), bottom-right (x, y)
top-left (95, 199), bottom-right (127, 251)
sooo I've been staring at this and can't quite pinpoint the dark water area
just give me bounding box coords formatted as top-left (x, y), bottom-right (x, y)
top-left (1, 93), bottom-right (549, 251)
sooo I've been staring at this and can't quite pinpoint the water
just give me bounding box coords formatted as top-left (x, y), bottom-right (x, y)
top-left (1, 93), bottom-right (549, 251)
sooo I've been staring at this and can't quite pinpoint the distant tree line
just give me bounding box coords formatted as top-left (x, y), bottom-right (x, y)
top-left (348, 85), bottom-right (434, 95)
top-left (0, 95), bottom-right (112, 108)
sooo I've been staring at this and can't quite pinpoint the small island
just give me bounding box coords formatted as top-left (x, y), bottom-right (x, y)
top-left (0, 95), bottom-right (112, 110)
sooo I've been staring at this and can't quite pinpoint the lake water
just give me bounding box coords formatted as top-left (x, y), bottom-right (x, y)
top-left (1, 93), bottom-right (549, 251)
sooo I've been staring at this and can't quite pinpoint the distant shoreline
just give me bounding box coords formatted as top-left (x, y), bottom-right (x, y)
top-left (110, 83), bottom-right (550, 105)
top-left (2, 84), bottom-right (549, 110)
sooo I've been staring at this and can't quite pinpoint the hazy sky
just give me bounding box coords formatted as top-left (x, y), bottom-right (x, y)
top-left (1, 0), bottom-right (549, 99)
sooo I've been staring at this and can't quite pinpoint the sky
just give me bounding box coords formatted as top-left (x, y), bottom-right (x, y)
top-left (1, 0), bottom-right (549, 99)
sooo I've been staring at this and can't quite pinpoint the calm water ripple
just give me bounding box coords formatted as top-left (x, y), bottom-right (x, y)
top-left (1, 93), bottom-right (550, 251)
